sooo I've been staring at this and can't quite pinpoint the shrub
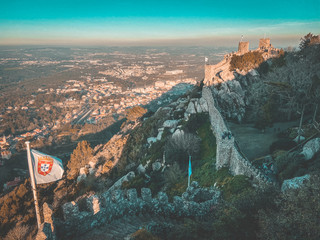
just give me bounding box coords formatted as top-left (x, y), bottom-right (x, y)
top-left (223, 175), bottom-right (252, 200)
top-left (272, 49), bottom-right (286, 68)
top-left (259, 175), bottom-right (320, 240)
top-left (121, 175), bottom-right (145, 191)
top-left (230, 51), bottom-right (264, 72)
top-left (274, 152), bottom-right (307, 182)
top-left (4, 224), bottom-right (31, 240)
top-left (67, 141), bottom-right (93, 180)
top-left (165, 132), bottom-right (201, 165)
top-left (270, 139), bottom-right (296, 153)
top-left (183, 112), bottom-right (209, 134)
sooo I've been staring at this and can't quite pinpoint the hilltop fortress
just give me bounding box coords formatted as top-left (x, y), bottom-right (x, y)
top-left (204, 38), bottom-right (281, 85)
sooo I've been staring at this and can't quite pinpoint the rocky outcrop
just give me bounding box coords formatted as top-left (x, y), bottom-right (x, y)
top-left (281, 174), bottom-right (311, 192)
top-left (184, 97), bottom-right (209, 120)
top-left (211, 79), bottom-right (246, 122)
top-left (301, 138), bottom-right (320, 160)
top-left (202, 87), bottom-right (271, 184)
top-left (56, 182), bottom-right (220, 239)
top-left (93, 134), bottom-right (130, 176)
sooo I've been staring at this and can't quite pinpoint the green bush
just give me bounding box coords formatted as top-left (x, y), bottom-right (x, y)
top-left (274, 152), bottom-right (307, 183)
top-left (121, 175), bottom-right (145, 192)
top-left (223, 175), bottom-right (252, 200)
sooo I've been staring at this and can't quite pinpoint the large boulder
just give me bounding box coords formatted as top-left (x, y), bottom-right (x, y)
top-left (152, 162), bottom-right (162, 171)
top-left (211, 80), bottom-right (246, 122)
top-left (186, 101), bottom-right (196, 114)
top-left (163, 120), bottom-right (179, 128)
top-left (137, 164), bottom-right (146, 175)
top-left (301, 138), bottom-right (320, 160)
top-left (281, 174), bottom-right (310, 192)
top-left (147, 137), bottom-right (157, 145)
top-left (199, 97), bottom-right (209, 112)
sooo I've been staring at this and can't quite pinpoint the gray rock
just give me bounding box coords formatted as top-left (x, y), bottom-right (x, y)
top-left (199, 97), bottom-right (209, 112)
top-left (141, 188), bottom-right (152, 202)
top-left (249, 69), bottom-right (259, 77)
top-left (301, 138), bottom-right (320, 160)
top-left (163, 120), bottom-right (179, 128)
top-left (194, 100), bottom-right (203, 113)
top-left (191, 181), bottom-right (199, 188)
top-left (172, 129), bottom-right (184, 138)
top-left (281, 174), bottom-right (311, 192)
top-left (152, 162), bottom-right (162, 171)
top-left (157, 192), bottom-right (168, 203)
top-left (137, 164), bottom-right (146, 175)
top-left (147, 137), bottom-right (157, 145)
top-left (127, 189), bottom-right (138, 202)
top-left (186, 101), bottom-right (196, 114)
top-left (111, 189), bottom-right (124, 203)
top-left (77, 174), bottom-right (86, 183)
top-left (156, 130), bottom-right (164, 141)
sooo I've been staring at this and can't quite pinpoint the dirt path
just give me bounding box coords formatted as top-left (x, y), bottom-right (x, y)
top-left (227, 120), bottom-right (300, 161)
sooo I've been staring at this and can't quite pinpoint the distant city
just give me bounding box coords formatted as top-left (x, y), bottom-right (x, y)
top-left (0, 46), bottom-right (233, 192)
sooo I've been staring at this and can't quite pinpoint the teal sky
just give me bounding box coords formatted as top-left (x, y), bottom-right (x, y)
top-left (0, 0), bottom-right (319, 46)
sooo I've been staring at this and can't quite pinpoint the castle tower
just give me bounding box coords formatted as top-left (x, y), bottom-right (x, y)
top-left (259, 38), bottom-right (271, 49)
top-left (238, 41), bottom-right (249, 55)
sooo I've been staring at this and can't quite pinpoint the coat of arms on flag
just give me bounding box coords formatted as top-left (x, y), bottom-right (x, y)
top-left (30, 149), bottom-right (64, 184)
top-left (37, 156), bottom-right (53, 176)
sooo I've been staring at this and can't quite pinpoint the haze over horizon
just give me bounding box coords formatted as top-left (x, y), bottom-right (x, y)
top-left (1, 0), bottom-right (319, 47)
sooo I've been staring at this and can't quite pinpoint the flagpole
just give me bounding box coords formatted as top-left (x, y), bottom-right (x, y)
top-left (26, 141), bottom-right (41, 229)
top-left (188, 155), bottom-right (191, 188)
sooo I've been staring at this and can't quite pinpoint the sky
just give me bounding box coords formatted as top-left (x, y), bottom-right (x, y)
top-left (0, 0), bottom-right (319, 47)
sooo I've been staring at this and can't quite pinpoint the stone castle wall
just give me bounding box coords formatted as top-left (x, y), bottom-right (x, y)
top-left (44, 182), bottom-right (220, 239)
top-left (238, 41), bottom-right (249, 54)
top-left (259, 38), bottom-right (271, 49)
top-left (202, 87), bottom-right (271, 184)
top-left (204, 64), bottom-right (216, 85)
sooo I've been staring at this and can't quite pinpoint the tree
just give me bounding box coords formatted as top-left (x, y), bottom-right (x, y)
top-left (4, 224), bottom-right (31, 240)
top-left (299, 33), bottom-right (316, 50)
top-left (67, 141), bottom-right (93, 180)
top-left (165, 132), bottom-right (201, 165)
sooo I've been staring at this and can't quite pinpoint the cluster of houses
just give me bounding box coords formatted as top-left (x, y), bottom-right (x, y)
top-left (0, 136), bottom-right (11, 161)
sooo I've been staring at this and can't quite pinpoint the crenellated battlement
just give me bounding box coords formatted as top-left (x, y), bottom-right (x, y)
top-left (40, 182), bottom-right (221, 239)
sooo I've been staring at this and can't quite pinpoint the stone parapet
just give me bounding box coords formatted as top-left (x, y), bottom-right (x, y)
top-left (56, 182), bottom-right (220, 238)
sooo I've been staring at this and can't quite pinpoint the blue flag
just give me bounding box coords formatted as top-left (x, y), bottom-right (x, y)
top-left (188, 157), bottom-right (192, 177)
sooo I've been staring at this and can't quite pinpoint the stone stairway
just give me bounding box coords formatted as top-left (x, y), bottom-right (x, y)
top-left (74, 213), bottom-right (178, 240)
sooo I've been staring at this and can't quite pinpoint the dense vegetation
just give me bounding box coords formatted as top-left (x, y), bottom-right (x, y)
top-left (230, 51), bottom-right (264, 72)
